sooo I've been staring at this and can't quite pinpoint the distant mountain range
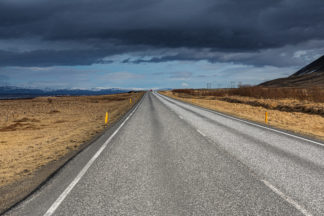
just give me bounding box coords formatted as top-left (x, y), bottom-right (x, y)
top-left (0, 86), bottom-right (131, 99)
top-left (260, 55), bottom-right (324, 87)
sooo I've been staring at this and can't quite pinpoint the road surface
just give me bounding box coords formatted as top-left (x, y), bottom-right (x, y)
top-left (4, 92), bottom-right (324, 216)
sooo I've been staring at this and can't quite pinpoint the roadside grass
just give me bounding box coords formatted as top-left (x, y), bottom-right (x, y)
top-left (172, 86), bottom-right (324, 102)
top-left (161, 90), bottom-right (324, 141)
top-left (0, 92), bottom-right (143, 188)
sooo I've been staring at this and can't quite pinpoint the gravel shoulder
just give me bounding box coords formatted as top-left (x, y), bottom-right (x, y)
top-left (0, 92), bottom-right (144, 214)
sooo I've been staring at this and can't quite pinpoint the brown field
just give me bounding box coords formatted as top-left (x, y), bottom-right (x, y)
top-left (0, 92), bottom-right (143, 213)
top-left (161, 89), bottom-right (324, 141)
top-left (172, 86), bottom-right (324, 102)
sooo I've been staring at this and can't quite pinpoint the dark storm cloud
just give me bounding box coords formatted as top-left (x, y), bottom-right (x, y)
top-left (0, 0), bottom-right (323, 66)
top-left (0, 42), bottom-right (146, 66)
top-left (0, 49), bottom-right (113, 67)
top-left (124, 39), bottom-right (324, 67)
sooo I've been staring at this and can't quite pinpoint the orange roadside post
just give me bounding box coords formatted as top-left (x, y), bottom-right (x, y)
top-left (265, 111), bottom-right (268, 124)
top-left (105, 112), bottom-right (109, 125)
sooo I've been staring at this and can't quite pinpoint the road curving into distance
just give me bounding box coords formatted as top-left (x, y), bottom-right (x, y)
top-left (4, 91), bottom-right (324, 216)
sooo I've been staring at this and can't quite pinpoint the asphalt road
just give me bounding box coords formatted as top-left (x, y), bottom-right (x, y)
top-left (4, 92), bottom-right (324, 216)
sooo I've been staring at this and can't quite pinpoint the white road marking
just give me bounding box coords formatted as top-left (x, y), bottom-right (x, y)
top-left (156, 93), bottom-right (324, 148)
top-left (178, 115), bottom-right (183, 119)
top-left (155, 93), bottom-right (315, 216)
top-left (262, 180), bottom-right (312, 216)
top-left (43, 98), bottom-right (142, 216)
top-left (196, 129), bottom-right (206, 137)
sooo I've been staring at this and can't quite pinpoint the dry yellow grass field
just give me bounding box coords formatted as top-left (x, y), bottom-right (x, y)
top-left (0, 92), bottom-right (143, 189)
top-left (161, 91), bottom-right (324, 141)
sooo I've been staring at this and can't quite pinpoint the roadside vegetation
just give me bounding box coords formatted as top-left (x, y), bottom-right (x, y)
top-left (0, 92), bottom-right (143, 213)
top-left (172, 86), bottom-right (324, 102)
top-left (172, 87), bottom-right (324, 116)
top-left (161, 87), bottom-right (324, 141)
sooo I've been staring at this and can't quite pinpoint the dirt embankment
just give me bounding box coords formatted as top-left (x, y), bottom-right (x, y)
top-left (0, 92), bottom-right (143, 213)
top-left (161, 91), bottom-right (324, 141)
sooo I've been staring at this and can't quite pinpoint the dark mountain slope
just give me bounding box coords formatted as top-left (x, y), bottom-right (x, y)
top-left (260, 55), bottom-right (324, 87)
top-left (292, 55), bottom-right (324, 76)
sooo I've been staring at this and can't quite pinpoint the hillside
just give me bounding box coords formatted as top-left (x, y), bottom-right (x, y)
top-left (0, 86), bottom-right (130, 99)
top-left (260, 55), bottom-right (324, 87)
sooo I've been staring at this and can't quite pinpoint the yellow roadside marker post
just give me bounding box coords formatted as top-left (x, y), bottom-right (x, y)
top-left (265, 111), bottom-right (268, 124)
top-left (130, 98), bottom-right (132, 105)
top-left (105, 112), bottom-right (109, 125)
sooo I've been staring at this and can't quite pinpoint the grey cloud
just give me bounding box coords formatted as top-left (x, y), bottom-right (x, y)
top-left (1, 0), bottom-right (324, 49)
top-left (0, 0), bottom-right (323, 67)
top-left (125, 40), bottom-right (324, 67)
top-left (0, 49), bottom-right (110, 67)
top-left (0, 44), bottom-right (145, 66)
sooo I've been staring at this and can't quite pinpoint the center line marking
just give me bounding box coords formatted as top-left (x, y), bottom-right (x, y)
top-left (196, 129), bottom-right (206, 137)
top-left (262, 180), bottom-right (312, 216)
top-left (156, 91), bottom-right (315, 216)
top-left (178, 115), bottom-right (183, 119)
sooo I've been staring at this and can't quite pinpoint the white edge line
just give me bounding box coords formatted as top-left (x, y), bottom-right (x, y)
top-left (262, 180), bottom-right (312, 216)
top-left (155, 93), bottom-right (313, 216)
top-left (156, 93), bottom-right (324, 148)
top-left (43, 96), bottom-right (142, 216)
top-left (196, 129), bottom-right (206, 137)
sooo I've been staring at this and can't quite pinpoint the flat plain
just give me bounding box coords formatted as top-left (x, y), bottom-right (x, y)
top-left (0, 92), bottom-right (143, 213)
top-left (161, 90), bottom-right (324, 141)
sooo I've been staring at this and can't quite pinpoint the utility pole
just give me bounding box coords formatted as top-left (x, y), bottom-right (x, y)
top-left (206, 82), bottom-right (212, 89)
top-left (230, 81), bottom-right (235, 88)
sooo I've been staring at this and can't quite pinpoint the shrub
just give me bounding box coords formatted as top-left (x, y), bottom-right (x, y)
top-left (172, 87), bottom-right (324, 102)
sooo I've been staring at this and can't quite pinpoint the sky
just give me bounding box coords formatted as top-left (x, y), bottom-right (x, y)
top-left (0, 0), bottom-right (323, 89)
